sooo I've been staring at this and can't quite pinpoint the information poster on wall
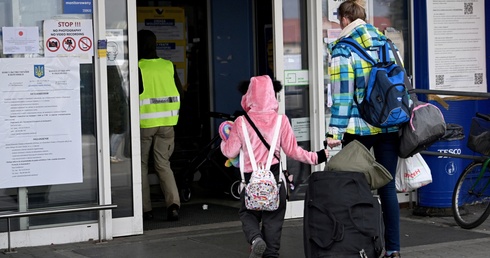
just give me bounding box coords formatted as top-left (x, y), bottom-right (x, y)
top-left (291, 117), bottom-right (310, 142)
top-left (427, 0), bottom-right (486, 93)
top-left (2, 27), bottom-right (40, 54)
top-left (43, 19), bottom-right (94, 58)
top-left (0, 58), bottom-right (83, 188)
top-left (106, 29), bottom-right (125, 66)
top-left (137, 7), bottom-right (186, 87)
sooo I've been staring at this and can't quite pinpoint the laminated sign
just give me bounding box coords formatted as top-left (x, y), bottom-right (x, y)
top-left (43, 19), bottom-right (94, 57)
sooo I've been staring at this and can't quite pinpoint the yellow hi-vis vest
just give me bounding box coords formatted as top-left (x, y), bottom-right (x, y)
top-left (139, 58), bottom-right (180, 128)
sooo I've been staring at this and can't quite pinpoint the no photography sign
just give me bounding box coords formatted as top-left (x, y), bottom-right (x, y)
top-left (43, 19), bottom-right (94, 57)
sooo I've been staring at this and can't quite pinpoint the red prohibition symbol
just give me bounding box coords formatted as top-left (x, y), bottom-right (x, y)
top-left (46, 37), bottom-right (60, 52)
top-left (78, 37), bottom-right (92, 51)
top-left (63, 37), bottom-right (76, 52)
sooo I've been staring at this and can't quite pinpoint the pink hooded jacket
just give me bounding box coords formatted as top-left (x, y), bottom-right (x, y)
top-left (220, 75), bottom-right (327, 173)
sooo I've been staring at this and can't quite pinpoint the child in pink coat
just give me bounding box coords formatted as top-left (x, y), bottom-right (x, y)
top-left (220, 75), bottom-right (328, 258)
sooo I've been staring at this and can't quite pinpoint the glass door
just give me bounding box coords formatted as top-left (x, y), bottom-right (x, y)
top-left (273, 0), bottom-right (326, 218)
top-left (0, 0), bottom-right (115, 247)
top-left (107, 0), bottom-right (143, 236)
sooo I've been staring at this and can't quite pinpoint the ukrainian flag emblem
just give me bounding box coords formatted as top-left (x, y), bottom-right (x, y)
top-left (34, 65), bottom-right (45, 78)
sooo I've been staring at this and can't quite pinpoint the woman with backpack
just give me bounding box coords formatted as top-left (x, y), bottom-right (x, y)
top-left (220, 75), bottom-right (328, 258)
top-left (325, 0), bottom-right (403, 257)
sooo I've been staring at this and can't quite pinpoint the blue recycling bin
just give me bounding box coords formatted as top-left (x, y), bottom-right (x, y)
top-left (417, 139), bottom-right (470, 208)
top-left (416, 99), bottom-right (490, 209)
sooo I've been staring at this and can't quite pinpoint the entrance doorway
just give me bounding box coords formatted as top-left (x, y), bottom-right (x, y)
top-left (134, 0), bottom-right (274, 230)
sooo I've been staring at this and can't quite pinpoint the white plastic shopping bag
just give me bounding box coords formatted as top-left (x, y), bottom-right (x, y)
top-left (396, 153), bottom-right (432, 192)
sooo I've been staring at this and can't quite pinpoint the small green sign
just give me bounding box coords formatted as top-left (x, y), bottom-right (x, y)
top-left (284, 70), bottom-right (309, 86)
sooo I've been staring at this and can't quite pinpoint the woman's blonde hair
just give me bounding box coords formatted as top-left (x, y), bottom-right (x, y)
top-left (338, 0), bottom-right (366, 22)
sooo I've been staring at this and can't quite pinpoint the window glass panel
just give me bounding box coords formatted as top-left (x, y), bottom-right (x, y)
top-left (283, 0), bottom-right (310, 201)
top-left (106, 0), bottom-right (133, 218)
top-left (0, 0), bottom-right (98, 231)
top-left (372, 1), bottom-right (411, 72)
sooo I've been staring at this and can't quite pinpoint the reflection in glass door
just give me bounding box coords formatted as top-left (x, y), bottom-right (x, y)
top-left (105, 0), bottom-right (134, 219)
top-left (282, 0), bottom-right (311, 201)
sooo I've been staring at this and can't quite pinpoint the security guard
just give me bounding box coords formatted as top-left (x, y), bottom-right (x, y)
top-left (138, 29), bottom-right (183, 221)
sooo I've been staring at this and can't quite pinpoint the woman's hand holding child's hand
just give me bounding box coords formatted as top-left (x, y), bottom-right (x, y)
top-left (326, 138), bottom-right (342, 149)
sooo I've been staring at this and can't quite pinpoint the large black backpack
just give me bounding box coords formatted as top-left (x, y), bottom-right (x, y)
top-left (334, 38), bottom-right (411, 128)
top-left (303, 171), bottom-right (384, 258)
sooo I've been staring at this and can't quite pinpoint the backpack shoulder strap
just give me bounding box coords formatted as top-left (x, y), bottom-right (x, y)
top-left (265, 115), bottom-right (282, 169)
top-left (387, 39), bottom-right (414, 91)
top-left (387, 39), bottom-right (418, 101)
top-left (378, 42), bottom-right (391, 63)
top-left (241, 120), bottom-right (257, 172)
top-left (338, 38), bottom-right (377, 65)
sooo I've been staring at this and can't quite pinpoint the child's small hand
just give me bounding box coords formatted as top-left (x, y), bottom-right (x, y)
top-left (324, 149), bottom-right (329, 158)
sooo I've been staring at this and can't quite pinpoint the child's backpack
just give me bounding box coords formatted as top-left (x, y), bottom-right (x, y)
top-left (239, 115), bottom-right (282, 211)
top-left (335, 38), bottom-right (411, 128)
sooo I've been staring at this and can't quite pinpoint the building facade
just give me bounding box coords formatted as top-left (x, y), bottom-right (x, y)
top-left (0, 0), bottom-right (488, 249)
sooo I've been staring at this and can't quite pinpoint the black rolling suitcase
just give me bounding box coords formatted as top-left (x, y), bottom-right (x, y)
top-left (303, 171), bottom-right (384, 258)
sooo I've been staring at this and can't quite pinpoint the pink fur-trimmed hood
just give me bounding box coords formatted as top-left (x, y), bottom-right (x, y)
top-left (240, 75), bottom-right (279, 131)
top-left (241, 75), bottom-right (279, 114)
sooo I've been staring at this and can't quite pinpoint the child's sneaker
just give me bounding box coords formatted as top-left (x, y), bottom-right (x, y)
top-left (110, 156), bottom-right (123, 163)
top-left (384, 251), bottom-right (401, 257)
top-left (249, 237), bottom-right (266, 258)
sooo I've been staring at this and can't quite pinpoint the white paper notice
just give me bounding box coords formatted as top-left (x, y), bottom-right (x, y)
top-left (138, 21), bottom-right (185, 41)
top-left (0, 58), bottom-right (82, 188)
top-left (2, 27), bottom-right (40, 54)
top-left (156, 42), bottom-right (185, 63)
top-left (106, 29), bottom-right (125, 65)
top-left (291, 117), bottom-right (310, 142)
top-left (427, 0), bottom-right (486, 93)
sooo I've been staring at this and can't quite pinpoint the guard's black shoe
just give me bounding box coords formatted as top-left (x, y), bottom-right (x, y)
top-left (143, 211), bottom-right (153, 220)
top-left (167, 204), bottom-right (179, 221)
